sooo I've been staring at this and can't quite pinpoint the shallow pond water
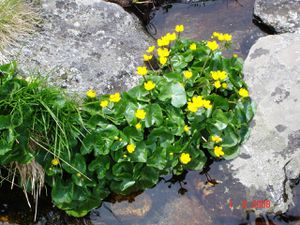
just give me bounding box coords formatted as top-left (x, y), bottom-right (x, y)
top-left (1, 0), bottom-right (300, 225)
top-left (146, 0), bottom-right (269, 58)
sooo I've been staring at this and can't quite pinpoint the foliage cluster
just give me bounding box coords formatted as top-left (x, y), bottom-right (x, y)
top-left (0, 27), bottom-right (255, 217)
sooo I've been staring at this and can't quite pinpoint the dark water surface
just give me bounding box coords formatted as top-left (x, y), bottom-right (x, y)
top-left (1, 0), bottom-right (300, 225)
top-left (147, 0), bottom-right (268, 58)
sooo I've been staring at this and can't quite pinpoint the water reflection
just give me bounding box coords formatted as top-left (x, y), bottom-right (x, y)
top-left (147, 0), bottom-right (268, 58)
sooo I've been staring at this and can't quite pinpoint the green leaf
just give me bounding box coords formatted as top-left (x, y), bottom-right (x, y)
top-left (0, 115), bottom-right (11, 130)
top-left (127, 85), bottom-right (149, 101)
top-left (124, 102), bottom-right (138, 125)
top-left (208, 109), bottom-right (229, 130)
top-left (123, 126), bottom-right (143, 142)
top-left (129, 141), bottom-right (147, 163)
top-left (222, 127), bottom-right (240, 148)
top-left (171, 83), bottom-right (187, 108)
top-left (62, 153), bottom-right (86, 174)
top-left (147, 148), bottom-right (167, 170)
top-left (145, 104), bottom-right (163, 128)
top-left (170, 55), bottom-right (188, 70)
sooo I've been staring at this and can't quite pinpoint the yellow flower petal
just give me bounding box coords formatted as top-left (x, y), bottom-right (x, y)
top-left (136, 66), bottom-right (148, 76)
top-left (239, 88), bottom-right (249, 98)
top-left (144, 80), bottom-right (156, 91)
top-left (207, 41), bottom-right (219, 51)
top-left (214, 146), bottom-right (224, 157)
top-left (100, 100), bottom-right (109, 108)
top-left (189, 43), bottom-right (197, 50)
top-left (109, 93), bottom-right (121, 102)
top-left (135, 109), bottom-right (146, 120)
top-left (183, 70), bottom-right (192, 79)
top-left (180, 152), bottom-right (191, 164)
top-left (51, 158), bottom-right (60, 166)
top-left (127, 144), bottom-right (136, 153)
top-left (175, 24), bottom-right (184, 33)
top-left (86, 89), bottom-right (96, 98)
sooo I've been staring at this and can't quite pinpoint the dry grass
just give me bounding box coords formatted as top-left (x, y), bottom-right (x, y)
top-left (0, 0), bottom-right (40, 52)
top-left (14, 161), bottom-right (45, 221)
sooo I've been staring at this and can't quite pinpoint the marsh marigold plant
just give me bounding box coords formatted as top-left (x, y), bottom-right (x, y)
top-left (0, 25), bottom-right (254, 218)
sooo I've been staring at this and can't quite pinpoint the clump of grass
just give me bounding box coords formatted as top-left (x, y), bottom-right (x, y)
top-left (0, 0), bottom-right (40, 52)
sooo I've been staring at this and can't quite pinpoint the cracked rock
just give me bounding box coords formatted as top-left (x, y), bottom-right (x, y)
top-left (228, 32), bottom-right (300, 214)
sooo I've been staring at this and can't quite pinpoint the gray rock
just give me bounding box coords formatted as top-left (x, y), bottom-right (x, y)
top-left (254, 0), bottom-right (300, 33)
top-left (3, 0), bottom-right (154, 95)
top-left (228, 32), bottom-right (300, 214)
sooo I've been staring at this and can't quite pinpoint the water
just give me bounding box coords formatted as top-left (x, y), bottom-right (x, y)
top-left (146, 0), bottom-right (269, 58)
top-left (1, 0), bottom-right (300, 224)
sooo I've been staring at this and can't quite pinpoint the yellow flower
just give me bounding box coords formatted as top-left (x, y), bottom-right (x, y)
top-left (222, 83), bottom-right (228, 89)
top-left (192, 96), bottom-right (204, 107)
top-left (135, 123), bottom-right (142, 129)
top-left (214, 146), bottom-right (224, 157)
top-left (183, 70), bottom-right (193, 79)
top-left (211, 135), bottom-right (222, 143)
top-left (239, 88), bottom-right (249, 98)
top-left (184, 125), bottom-right (190, 133)
top-left (127, 144), bottom-right (136, 153)
top-left (86, 89), bottom-right (96, 98)
top-left (233, 54), bottom-right (238, 58)
top-left (187, 102), bottom-right (198, 112)
top-left (135, 109), bottom-right (146, 120)
top-left (51, 158), bottom-right (60, 166)
top-left (223, 33), bottom-right (232, 41)
top-left (219, 71), bottom-right (227, 80)
top-left (100, 100), bottom-right (109, 108)
top-left (143, 54), bottom-right (153, 61)
top-left (157, 48), bottom-right (170, 57)
top-left (203, 100), bottom-right (212, 109)
top-left (210, 70), bottom-right (227, 81)
top-left (207, 41), bottom-right (219, 51)
top-left (210, 71), bottom-right (220, 80)
top-left (175, 24), bottom-right (184, 33)
top-left (212, 32), bottom-right (221, 38)
top-left (189, 43), bottom-right (197, 50)
top-left (159, 57), bottom-right (168, 65)
top-left (136, 66), bottom-right (148, 76)
top-left (166, 32), bottom-right (177, 41)
top-left (110, 92), bottom-right (121, 102)
top-left (217, 33), bottom-right (225, 41)
top-left (157, 36), bottom-right (170, 47)
top-left (144, 80), bottom-right (156, 91)
top-left (146, 46), bottom-right (155, 53)
top-left (180, 152), bottom-right (191, 164)
top-left (214, 80), bottom-right (221, 89)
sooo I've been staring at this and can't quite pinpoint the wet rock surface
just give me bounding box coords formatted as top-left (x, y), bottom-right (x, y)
top-left (228, 32), bottom-right (300, 214)
top-left (108, 194), bottom-right (152, 218)
top-left (3, 0), bottom-right (154, 96)
top-left (254, 0), bottom-right (300, 33)
top-left (149, 195), bottom-right (212, 225)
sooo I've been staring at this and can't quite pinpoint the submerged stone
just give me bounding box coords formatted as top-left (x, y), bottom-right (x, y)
top-left (228, 32), bottom-right (300, 214)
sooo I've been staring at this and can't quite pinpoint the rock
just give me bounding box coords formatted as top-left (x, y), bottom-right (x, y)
top-left (109, 193), bottom-right (152, 217)
top-left (3, 0), bottom-right (154, 96)
top-left (228, 32), bottom-right (300, 214)
top-left (254, 0), bottom-right (300, 33)
top-left (150, 195), bottom-right (212, 225)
